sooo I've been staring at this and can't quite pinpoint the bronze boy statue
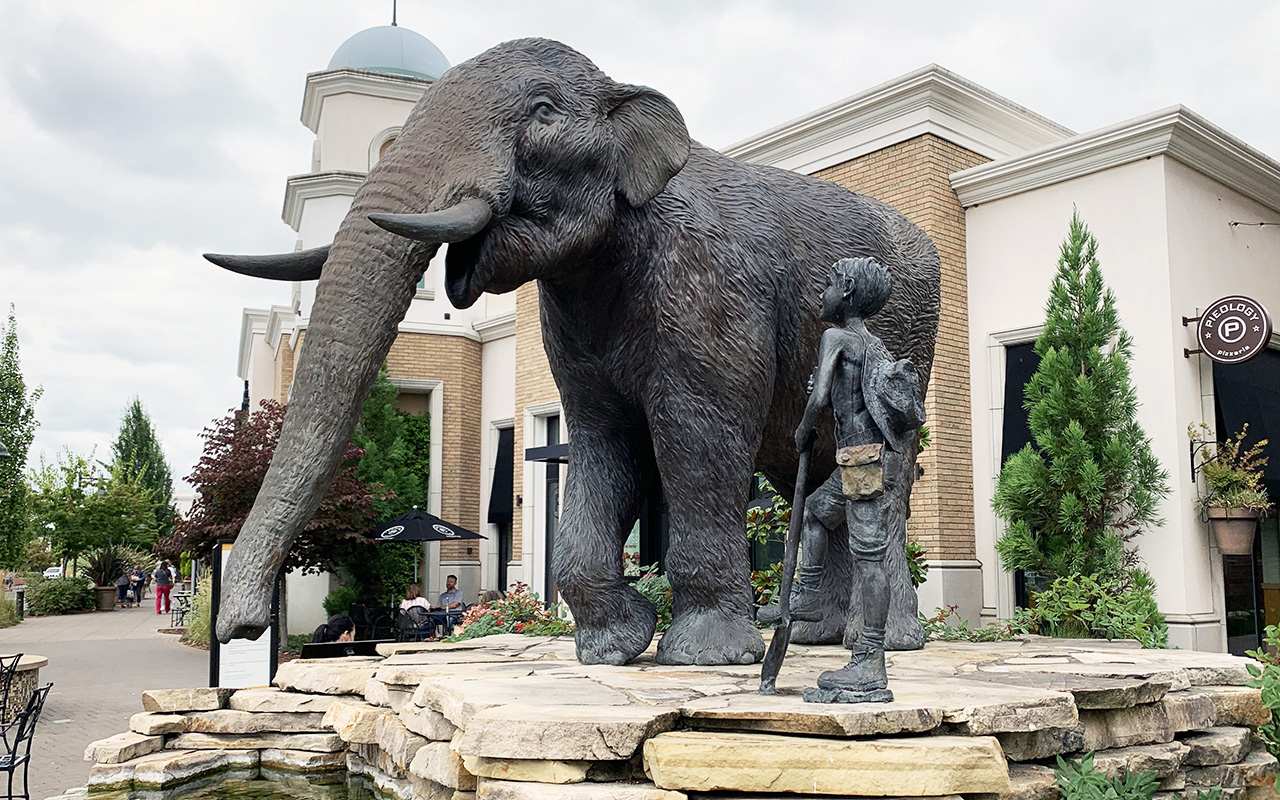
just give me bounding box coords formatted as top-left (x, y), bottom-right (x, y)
top-left (793, 257), bottom-right (925, 703)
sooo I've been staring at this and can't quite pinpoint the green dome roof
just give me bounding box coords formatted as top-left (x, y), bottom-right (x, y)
top-left (327, 25), bottom-right (450, 81)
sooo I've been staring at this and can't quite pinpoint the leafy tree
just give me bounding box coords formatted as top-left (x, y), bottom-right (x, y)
top-left (0, 306), bottom-right (41, 568)
top-left (29, 450), bottom-right (160, 565)
top-left (164, 400), bottom-right (377, 573)
top-left (111, 398), bottom-right (177, 537)
top-left (994, 213), bottom-right (1168, 586)
top-left (343, 367), bottom-right (429, 605)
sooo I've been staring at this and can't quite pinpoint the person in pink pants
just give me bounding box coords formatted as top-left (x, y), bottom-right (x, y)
top-left (154, 560), bottom-right (174, 614)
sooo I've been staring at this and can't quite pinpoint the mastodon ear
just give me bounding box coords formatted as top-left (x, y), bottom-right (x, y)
top-left (606, 83), bottom-right (691, 207)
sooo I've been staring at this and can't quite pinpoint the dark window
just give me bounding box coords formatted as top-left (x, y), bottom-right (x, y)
top-left (488, 428), bottom-right (515, 592)
top-left (544, 416), bottom-right (561, 603)
top-left (1001, 341), bottom-right (1041, 607)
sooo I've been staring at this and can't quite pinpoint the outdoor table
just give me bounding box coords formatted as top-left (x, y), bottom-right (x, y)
top-left (0, 655), bottom-right (46, 723)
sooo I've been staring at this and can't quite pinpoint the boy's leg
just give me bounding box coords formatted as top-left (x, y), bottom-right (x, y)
top-left (757, 470), bottom-right (844, 624)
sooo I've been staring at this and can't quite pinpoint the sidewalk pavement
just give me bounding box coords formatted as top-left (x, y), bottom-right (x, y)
top-left (0, 598), bottom-right (208, 800)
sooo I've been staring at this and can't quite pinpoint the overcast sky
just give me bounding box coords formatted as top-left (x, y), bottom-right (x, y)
top-left (2, 1), bottom-right (1278, 490)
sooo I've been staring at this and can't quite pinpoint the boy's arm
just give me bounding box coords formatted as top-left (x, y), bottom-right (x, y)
top-left (795, 331), bottom-right (839, 453)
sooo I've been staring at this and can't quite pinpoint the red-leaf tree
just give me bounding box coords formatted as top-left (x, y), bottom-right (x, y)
top-left (161, 400), bottom-right (379, 572)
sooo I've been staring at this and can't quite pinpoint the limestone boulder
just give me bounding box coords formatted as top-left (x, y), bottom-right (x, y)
top-left (273, 657), bottom-right (381, 695)
top-left (366, 678), bottom-right (417, 712)
top-left (140, 688), bottom-right (233, 713)
top-left (84, 732), bottom-right (164, 764)
top-left (229, 687), bottom-right (341, 714)
top-left (1161, 692), bottom-right (1218, 733)
top-left (680, 692), bottom-right (941, 737)
top-left (414, 675), bottom-right (632, 729)
top-left (968, 763), bottom-right (1057, 800)
top-left (476, 779), bottom-right (686, 800)
top-left (129, 713), bottom-right (187, 736)
top-left (323, 698), bottom-right (393, 744)
top-left (409, 739), bottom-right (477, 791)
top-left (1185, 747), bottom-right (1279, 789)
top-left (167, 732), bottom-right (344, 752)
top-left (1190, 686), bottom-right (1271, 727)
top-left (1181, 727), bottom-right (1253, 766)
top-left (400, 704), bottom-right (459, 741)
top-left (1080, 704), bottom-right (1176, 751)
top-left (997, 725), bottom-right (1086, 761)
top-left (376, 712), bottom-right (429, 771)
top-left (456, 705), bottom-right (679, 761)
top-left (1091, 742), bottom-right (1189, 780)
top-left (642, 731), bottom-right (1012, 795)
top-left (184, 709), bottom-right (326, 734)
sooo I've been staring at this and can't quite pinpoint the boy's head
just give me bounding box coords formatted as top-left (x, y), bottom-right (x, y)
top-left (826, 257), bottom-right (893, 319)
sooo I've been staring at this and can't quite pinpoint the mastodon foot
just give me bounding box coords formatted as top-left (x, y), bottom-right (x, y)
top-left (656, 607), bottom-right (765, 666)
top-left (215, 587), bottom-right (273, 644)
top-left (572, 584), bottom-right (657, 666)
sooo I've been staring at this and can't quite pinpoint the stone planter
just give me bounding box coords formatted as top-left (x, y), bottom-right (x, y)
top-left (1207, 507), bottom-right (1260, 555)
top-left (96, 586), bottom-right (118, 612)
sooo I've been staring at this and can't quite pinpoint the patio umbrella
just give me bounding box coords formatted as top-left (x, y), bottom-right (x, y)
top-left (365, 507), bottom-right (485, 543)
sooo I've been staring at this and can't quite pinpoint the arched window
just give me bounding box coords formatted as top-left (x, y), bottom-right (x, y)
top-left (369, 127), bottom-right (403, 168)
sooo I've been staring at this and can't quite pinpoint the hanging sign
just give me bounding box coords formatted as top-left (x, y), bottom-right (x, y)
top-left (1196, 296), bottom-right (1273, 365)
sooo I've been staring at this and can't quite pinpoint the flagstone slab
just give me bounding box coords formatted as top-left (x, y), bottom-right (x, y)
top-left (1181, 727), bottom-right (1254, 766)
top-left (1185, 747), bottom-right (1279, 788)
top-left (1091, 742), bottom-right (1190, 779)
top-left (968, 763), bottom-right (1057, 800)
top-left (642, 731), bottom-right (1012, 795)
top-left (1161, 691), bottom-right (1219, 733)
top-left (1081, 703), bottom-right (1177, 751)
top-left (1188, 686), bottom-right (1270, 726)
top-left (463, 755), bottom-right (592, 784)
top-left (229, 687), bottom-right (342, 714)
top-left (365, 678), bottom-right (416, 712)
top-left (84, 732), bottom-right (163, 764)
top-left (960, 670), bottom-right (1172, 709)
top-left (88, 748), bottom-right (258, 790)
top-left (129, 712), bottom-right (188, 736)
top-left (258, 748), bottom-right (348, 772)
top-left (167, 732), bottom-right (344, 752)
top-left (140, 688), bottom-right (234, 713)
top-left (274, 657), bottom-right (382, 695)
top-left (456, 705), bottom-right (679, 761)
top-left (996, 725), bottom-right (1087, 761)
top-left (415, 676), bottom-right (632, 729)
top-left (399, 703), bottom-right (460, 741)
top-left (476, 779), bottom-right (686, 800)
top-left (680, 691), bottom-right (943, 736)
top-left (891, 678), bottom-right (1077, 734)
top-left (183, 709), bottom-right (326, 734)
top-left (376, 712), bottom-right (429, 771)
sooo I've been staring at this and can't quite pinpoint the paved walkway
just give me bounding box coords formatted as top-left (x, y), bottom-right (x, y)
top-left (0, 600), bottom-right (207, 800)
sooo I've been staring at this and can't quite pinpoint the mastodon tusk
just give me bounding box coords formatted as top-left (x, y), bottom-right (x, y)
top-left (368, 198), bottom-right (493, 243)
top-left (203, 245), bottom-right (330, 281)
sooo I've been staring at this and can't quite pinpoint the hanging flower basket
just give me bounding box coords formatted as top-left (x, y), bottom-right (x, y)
top-left (1206, 507), bottom-right (1260, 555)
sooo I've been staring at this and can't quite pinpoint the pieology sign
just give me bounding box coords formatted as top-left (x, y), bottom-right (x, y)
top-left (1197, 296), bottom-right (1273, 365)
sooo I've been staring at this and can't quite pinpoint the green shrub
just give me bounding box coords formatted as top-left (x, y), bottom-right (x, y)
top-left (906, 541), bottom-right (929, 588)
top-left (634, 564), bottom-right (672, 632)
top-left (0, 597), bottom-right (19, 629)
top-left (1054, 752), bottom-right (1158, 799)
top-left (921, 605), bottom-right (1013, 643)
top-left (26, 575), bottom-right (95, 615)
top-left (1246, 624), bottom-right (1280, 762)
top-left (283, 633), bottom-right (310, 655)
top-left (1016, 573), bottom-right (1167, 649)
top-left (446, 583), bottom-right (574, 641)
top-left (182, 575), bottom-right (212, 647)
top-left (322, 585), bottom-right (361, 618)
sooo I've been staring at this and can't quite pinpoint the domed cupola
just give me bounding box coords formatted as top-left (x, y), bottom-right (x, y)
top-left (327, 24), bottom-right (450, 81)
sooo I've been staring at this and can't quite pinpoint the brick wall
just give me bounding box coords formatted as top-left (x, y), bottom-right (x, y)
top-left (511, 282), bottom-right (561, 557)
top-left (273, 333), bottom-right (296, 403)
top-left (814, 133), bottom-right (986, 560)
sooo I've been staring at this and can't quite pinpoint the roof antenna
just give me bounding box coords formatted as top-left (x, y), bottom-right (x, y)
top-left (391, 0), bottom-right (398, 26)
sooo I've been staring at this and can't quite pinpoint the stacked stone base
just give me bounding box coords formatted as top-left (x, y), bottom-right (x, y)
top-left (73, 636), bottom-right (1280, 799)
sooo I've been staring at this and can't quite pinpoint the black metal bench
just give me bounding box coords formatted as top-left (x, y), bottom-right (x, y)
top-left (170, 593), bottom-right (192, 628)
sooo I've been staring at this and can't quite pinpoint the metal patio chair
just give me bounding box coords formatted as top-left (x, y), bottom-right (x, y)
top-left (0, 682), bottom-right (51, 800)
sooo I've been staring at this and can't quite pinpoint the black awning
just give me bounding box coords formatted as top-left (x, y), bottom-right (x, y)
top-left (525, 442), bottom-right (569, 464)
top-left (488, 427), bottom-right (515, 524)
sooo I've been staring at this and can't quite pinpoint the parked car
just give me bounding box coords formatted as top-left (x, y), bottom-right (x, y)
top-left (42, 566), bottom-right (62, 579)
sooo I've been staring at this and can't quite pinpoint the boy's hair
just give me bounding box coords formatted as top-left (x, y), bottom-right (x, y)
top-left (831, 257), bottom-right (893, 317)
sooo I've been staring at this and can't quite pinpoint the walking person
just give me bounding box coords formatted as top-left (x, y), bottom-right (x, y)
top-left (154, 560), bottom-right (174, 615)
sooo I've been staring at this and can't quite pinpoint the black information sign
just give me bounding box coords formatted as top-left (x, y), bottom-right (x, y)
top-left (1197, 295), bottom-right (1273, 365)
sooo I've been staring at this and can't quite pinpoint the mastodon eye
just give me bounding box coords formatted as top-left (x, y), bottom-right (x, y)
top-left (531, 98), bottom-right (557, 124)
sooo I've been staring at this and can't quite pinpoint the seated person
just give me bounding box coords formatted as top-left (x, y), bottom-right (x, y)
top-left (400, 583), bottom-right (430, 611)
top-left (478, 589), bottom-right (503, 605)
top-left (311, 614), bottom-right (355, 643)
top-left (116, 572), bottom-right (132, 606)
top-left (433, 574), bottom-right (464, 612)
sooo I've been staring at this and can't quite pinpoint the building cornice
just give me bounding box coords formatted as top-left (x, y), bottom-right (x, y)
top-left (721, 64), bottom-right (1072, 174)
top-left (236, 308), bottom-right (271, 381)
top-left (265, 305), bottom-right (298, 353)
top-left (301, 68), bottom-right (431, 134)
top-left (282, 171), bottom-right (366, 232)
top-left (397, 319), bottom-right (482, 342)
top-left (472, 311), bottom-right (516, 342)
top-left (951, 106), bottom-right (1280, 215)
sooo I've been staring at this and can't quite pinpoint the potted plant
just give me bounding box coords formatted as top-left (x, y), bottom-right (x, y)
top-left (84, 544), bottom-right (126, 612)
top-left (1190, 423), bottom-right (1272, 555)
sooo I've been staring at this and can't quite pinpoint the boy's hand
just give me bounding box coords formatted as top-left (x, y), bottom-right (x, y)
top-left (794, 425), bottom-right (815, 454)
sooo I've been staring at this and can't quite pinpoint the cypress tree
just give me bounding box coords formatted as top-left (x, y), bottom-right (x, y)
top-left (994, 212), bottom-right (1168, 585)
top-left (111, 398), bottom-right (177, 537)
top-left (0, 306), bottom-right (41, 568)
